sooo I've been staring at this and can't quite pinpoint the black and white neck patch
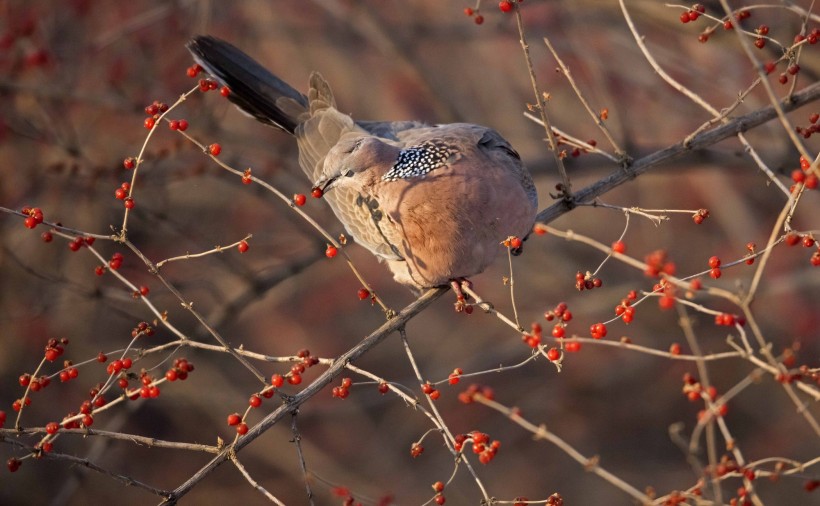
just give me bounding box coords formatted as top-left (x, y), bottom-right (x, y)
top-left (382, 142), bottom-right (457, 182)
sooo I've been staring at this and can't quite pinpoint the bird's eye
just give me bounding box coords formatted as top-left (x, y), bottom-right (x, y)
top-left (345, 139), bottom-right (364, 153)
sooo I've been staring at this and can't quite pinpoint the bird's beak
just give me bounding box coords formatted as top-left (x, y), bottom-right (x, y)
top-left (314, 169), bottom-right (354, 193)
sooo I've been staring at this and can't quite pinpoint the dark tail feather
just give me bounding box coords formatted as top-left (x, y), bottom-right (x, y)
top-left (187, 36), bottom-right (308, 134)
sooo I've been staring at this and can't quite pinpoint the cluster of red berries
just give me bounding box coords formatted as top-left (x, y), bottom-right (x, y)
top-left (544, 302), bottom-right (582, 351)
top-left (714, 312), bottom-right (744, 327)
top-left (143, 100), bottom-right (169, 130)
top-left (678, 3), bottom-right (705, 24)
top-left (463, 7), bottom-right (484, 25)
top-left (790, 155), bottom-right (819, 189)
top-left (453, 430), bottom-right (501, 464)
top-left (682, 372), bottom-right (710, 402)
top-left (43, 337), bottom-right (67, 362)
top-left (168, 118), bottom-right (189, 131)
top-left (332, 377), bottom-right (353, 399)
top-left (18, 372), bottom-right (50, 394)
top-left (270, 349), bottom-right (320, 389)
top-left (100, 253), bottom-right (122, 274)
top-left (644, 249), bottom-right (676, 278)
top-left (589, 322), bottom-right (608, 339)
top-left (692, 208), bottom-right (710, 224)
top-left (431, 481), bottom-right (446, 505)
top-left (796, 27), bottom-right (820, 45)
top-left (227, 412), bottom-right (248, 435)
top-left (502, 235), bottom-right (523, 250)
top-left (774, 61), bottom-right (801, 85)
top-left (21, 206), bottom-right (44, 229)
top-left (447, 367), bottom-right (463, 385)
top-left (65, 235), bottom-right (93, 253)
top-left (186, 63), bottom-right (202, 78)
top-left (707, 255), bottom-right (722, 279)
top-left (615, 289), bottom-right (638, 324)
top-left (241, 168), bottom-right (252, 185)
top-left (795, 114), bottom-right (820, 139)
top-left (130, 321), bottom-right (155, 338)
top-left (457, 383), bottom-right (495, 404)
top-left (421, 381), bottom-right (440, 400)
top-left (198, 78), bottom-right (219, 93)
top-left (575, 270), bottom-right (602, 291)
top-left (522, 322), bottom-right (543, 348)
top-left (653, 279), bottom-right (676, 310)
top-left (113, 181), bottom-right (133, 208)
top-left (784, 230), bottom-right (820, 266)
top-left (105, 355), bottom-right (133, 376)
top-left (545, 302), bottom-right (571, 335)
top-left (165, 357), bottom-right (194, 382)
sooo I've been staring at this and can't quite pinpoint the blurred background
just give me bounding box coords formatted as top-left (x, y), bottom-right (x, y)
top-left (1, 0), bottom-right (818, 504)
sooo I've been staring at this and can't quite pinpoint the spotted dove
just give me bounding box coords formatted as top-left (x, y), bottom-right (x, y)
top-left (188, 36), bottom-right (538, 289)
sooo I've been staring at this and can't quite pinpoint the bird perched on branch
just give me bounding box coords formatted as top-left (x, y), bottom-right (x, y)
top-left (187, 36), bottom-right (538, 291)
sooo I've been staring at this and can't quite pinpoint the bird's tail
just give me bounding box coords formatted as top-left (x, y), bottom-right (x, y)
top-left (187, 35), bottom-right (309, 134)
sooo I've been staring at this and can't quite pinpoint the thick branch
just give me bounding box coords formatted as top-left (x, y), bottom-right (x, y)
top-left (159, 287), bottom-right (446, 505)
top-left (536, 80), bottom-right (820, 224)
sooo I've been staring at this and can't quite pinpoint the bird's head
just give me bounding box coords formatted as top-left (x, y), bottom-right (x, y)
top-left (315, 136), bottom-right (400, 192)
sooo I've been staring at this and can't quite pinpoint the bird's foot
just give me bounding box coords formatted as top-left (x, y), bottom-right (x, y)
top-left (451, 278), bottom-right (474, 314)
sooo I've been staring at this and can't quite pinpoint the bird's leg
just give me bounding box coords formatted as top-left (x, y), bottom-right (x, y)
top-left (451, 278), bottom-right (474, 314)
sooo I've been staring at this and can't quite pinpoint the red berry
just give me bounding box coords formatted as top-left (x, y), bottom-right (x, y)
top-left (177, 119), bottom-right (189, 131)
top-left (612, 240), bottom-right (626, 254)
top-left (357, 288), bottom-right (370, 300)
top-left (708, 256), bottom-right (721, 268)
top-left (803, 236), bottom-right (816, 247)
top-left (590, 323), bottom-right (607, 339)
top-left (227, 413), bottom-right (242, 426)
top-left (7, 458), bottom-right (21, 472)
top-left (46, 421), bottom-right (59, 434)
top-left (41, 231), bottom-right (53, 242)
top-left (509, 236), bottom-right (522, 249)
top-left (123, 157), bottom-right (135, 170)
top-left (288, 374), bottom-right (302, 385)
top-left (785, 233), bottom-right (801, 246)
top-left (237, 240), bottom-right (249, 253)
top-left (754, 38), bottom-right (765, 49)
top-left (546, 348), bottom-right (560, 361)
top-left (220, 86), bottom-right (230, 97)
top-left (565, 341), bottom-right (581, 352)
top-left (144, 117), bottom-right (156, 129)
top-left (311, 187), bottom-right (324, 198)
top-left (293, 193), bottom-right (307, 206)
top-left (271, 374), bottom-right (284, 387)
top-left (123, 197), bottom-right (135, 209)
top-left (236, 422), bottom-right (248, 435)
top-left (325, 245), bottom-right (338, 258)
top-left (499, 1), bottom-right (513, 13)
top-left (709, 267), bottom-right (721, 279)
top-left (464, 7), bottom-right (474, 16)
top-left (551, 325), bottom-right (565, 338)
top-left (669, 343), bottom-right (682, 355)
top-left (474, 15), bottom-right (484, 25)
top-left (249, 395), bottom-right (262, 408)
top-left (208, 143), bottom-right (222, 156)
